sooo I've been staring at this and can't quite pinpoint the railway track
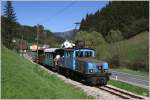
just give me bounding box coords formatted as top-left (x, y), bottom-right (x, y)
top-left (25, 54), bottom-right (148, 99)
top-left (99, 85), bottom-right (145, 99)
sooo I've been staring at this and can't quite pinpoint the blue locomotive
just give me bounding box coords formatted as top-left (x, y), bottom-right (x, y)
top-left (38, 47), bottom-right (111, 86)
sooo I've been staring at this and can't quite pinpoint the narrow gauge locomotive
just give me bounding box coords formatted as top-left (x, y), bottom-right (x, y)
top-left (40, 47), bottom-right (111, 86)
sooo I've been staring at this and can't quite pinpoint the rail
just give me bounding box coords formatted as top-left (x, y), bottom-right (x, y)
top-left (99, 85), bottom-right (144, 99)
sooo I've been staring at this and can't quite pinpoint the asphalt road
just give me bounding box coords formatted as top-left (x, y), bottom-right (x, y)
top-left (110, 71), bottom-right (149, 89)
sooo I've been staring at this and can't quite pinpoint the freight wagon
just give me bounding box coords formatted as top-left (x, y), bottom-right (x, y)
top-left (31, 48), bottom-right (44, 63)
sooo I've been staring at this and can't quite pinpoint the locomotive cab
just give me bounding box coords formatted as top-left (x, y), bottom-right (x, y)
top-left (75, 48), bottom-right (111, 86)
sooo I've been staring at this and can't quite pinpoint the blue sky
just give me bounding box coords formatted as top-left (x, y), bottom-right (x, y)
top-left (1, 1), bottom-right (108, 32)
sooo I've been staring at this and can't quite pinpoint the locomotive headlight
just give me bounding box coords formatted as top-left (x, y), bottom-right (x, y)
top-left (102, 63), bottom-right (108, 70)
top-left (89, 69), bottom-right (93, 73)
top-left (98, 66), bottom-right (102, 70)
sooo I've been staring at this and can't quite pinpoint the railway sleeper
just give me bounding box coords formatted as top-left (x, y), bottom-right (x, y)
top-left (99, 87), bottom-right (131, 99)
top-left (99, 86), bottom-right (144, 99)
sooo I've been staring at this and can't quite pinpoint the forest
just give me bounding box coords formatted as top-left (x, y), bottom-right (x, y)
top-left (79, 1), bottom-right (149, 42)
top-left (1, 15), bottom-right (60, 48)
top-left (75, 1), bottom-right (149, 71)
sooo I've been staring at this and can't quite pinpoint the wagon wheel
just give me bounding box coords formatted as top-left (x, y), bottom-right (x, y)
top-left (56, 66), bottom-right (60, 73)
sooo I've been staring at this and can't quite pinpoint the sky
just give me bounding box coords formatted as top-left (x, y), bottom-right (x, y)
top-left (1, 1), bottom-right (108, 32)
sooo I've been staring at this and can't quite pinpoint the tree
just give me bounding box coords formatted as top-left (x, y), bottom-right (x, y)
top-left (106, 30), bottom-right (123, 66)
top-left (3, 1), bottom-right (17, 48)
top-left (74, 31), bottom-right (110, 60)
top-left (79, 1), bottom-right (149, 41)
top-left (4, 1), bottom-right (16, 22)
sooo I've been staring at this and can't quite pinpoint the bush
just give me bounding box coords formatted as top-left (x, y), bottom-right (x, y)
top-left (74, 31), bottom-right (149, 71)
top-left (106, 30), bottom-right (123, 43)
top-left (74, 31), bottom-right (110, 60)
top-left (111, 31), bottom-right (149, 71)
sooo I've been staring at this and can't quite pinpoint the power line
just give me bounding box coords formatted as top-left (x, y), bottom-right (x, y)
top-left (61, 24), bottom-right (74, 31)
top-left (38, 1), bottom-right (76, 24)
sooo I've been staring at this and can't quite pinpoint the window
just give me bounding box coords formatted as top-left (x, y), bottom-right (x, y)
top-left (76, 51), bottom-right (80, 57)
top-left (76, 50), bottom-right (94, 57)
top-left (67, 52), bottom-right (69, 57)
top-left (89, 51), bottom-right (93, 57)
top-left (38, 50), bottom-right (43, 55)
top-left (65, 52), bottom-right (70, 57)
top-left (85, 51), bottom-right (92, 57)
top-left (85, 51), bottom-right (89, 57)
top-left (79, 51), bottom-right (83, 57)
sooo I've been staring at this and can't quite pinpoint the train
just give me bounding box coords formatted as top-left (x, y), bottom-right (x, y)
top-left (30, 47), bottom-right (111, 86)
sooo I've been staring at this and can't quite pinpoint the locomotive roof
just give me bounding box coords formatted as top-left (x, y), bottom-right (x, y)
top-left (44, 47), bottom-right (95, 52)
top-left (59, 48), bottom-right (95, 51)
top-left (77, 57), bottom-right (106, 66)
top-left (44, 48), bottom-right (59, 52)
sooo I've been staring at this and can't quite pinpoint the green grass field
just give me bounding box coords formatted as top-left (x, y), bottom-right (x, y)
top-left (108, 80), bottom-right (149, 97)
top-left (1, 46), bottom-right (90, 99)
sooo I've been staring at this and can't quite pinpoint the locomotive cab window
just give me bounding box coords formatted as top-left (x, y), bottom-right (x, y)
top-left (79, 51), bottom-right (83, 57)
top-left (75, 51), bottom-right (93, 57)
top-left (85, 51), bottom-right (92, 57)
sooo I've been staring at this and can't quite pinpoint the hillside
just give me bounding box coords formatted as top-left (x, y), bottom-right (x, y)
top-left (1, 46), bottom-right (89, 99)
top-left (1, 16), bottom-right (59, 48)
top-left (110, 31), bottom-right (149, 71)
top-left (74, 31), bottom-right (149, 71)
top-left (79, 1), bottom-right (148, 40)
top-left (53, 29), bottom-right (78, 40)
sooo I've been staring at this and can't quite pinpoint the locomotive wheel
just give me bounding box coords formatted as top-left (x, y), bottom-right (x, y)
top-left (65, 70), bottom-right (70, 78)
top-left (100, 78), bottom-right (107, 86)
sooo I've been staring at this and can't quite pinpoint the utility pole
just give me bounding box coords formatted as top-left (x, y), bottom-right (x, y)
top-left (36, 24), bottom-right (39, 63)
top-left (74, 22), bottom-right (80, 32)
top-left (21, 35), bottom-right (23, 56)
top-left (74, 22), bottom-right (85, 48)
top-left (44, 31), bottom-right (46, 45)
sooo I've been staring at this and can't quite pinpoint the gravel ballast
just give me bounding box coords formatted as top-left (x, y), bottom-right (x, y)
top-left (24, 54), bottom-right (149, 100)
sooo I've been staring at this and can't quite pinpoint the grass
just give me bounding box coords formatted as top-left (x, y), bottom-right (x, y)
top-left (108, 80), bottom-right (149, 97)
top-left (1, 46), bottom-right (90, 99)
top-left (110, 68), bottom-right (149, 79)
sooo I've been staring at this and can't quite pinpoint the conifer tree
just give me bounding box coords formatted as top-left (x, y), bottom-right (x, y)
top-left (3, 1), bottom-right (17, 48)
top-left (4, 1), bottom-right (16, 22)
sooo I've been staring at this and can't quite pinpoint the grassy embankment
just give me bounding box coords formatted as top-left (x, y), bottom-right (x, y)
top-left (1, 46), bottom-right (90, 99)
top-left (108, 80), bottom-right (149, 97)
